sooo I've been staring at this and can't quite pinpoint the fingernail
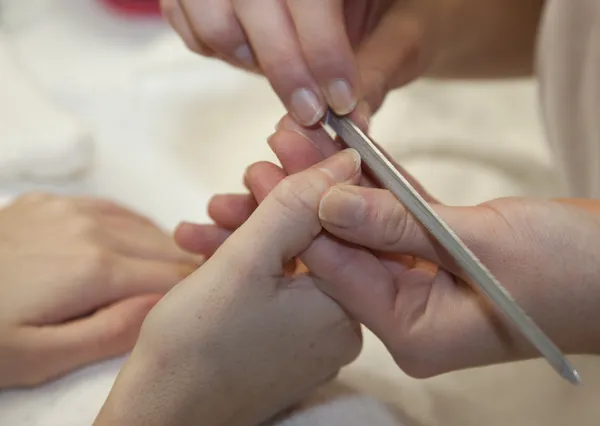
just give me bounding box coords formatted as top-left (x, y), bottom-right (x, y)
top-left (290, 88), bottom-right (324, 126)
top-left (319, 186), bottom-right (366, 228)
top-left (327, 79), bottom-right (357, 115)
top-left (234, 44), bottom-right (255, 68)
top-left (318, 148), bottom-right (361, 181)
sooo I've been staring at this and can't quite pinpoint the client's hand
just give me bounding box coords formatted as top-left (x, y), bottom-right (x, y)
top-left (95, 150), bottom-right (363, 426)
top-left (0, 193), bottom-right (202, 388)
top-left (183, 116), bottom-right (600, 379)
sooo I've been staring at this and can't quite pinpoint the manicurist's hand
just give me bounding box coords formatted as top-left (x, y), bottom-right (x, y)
top-left (185, 117), bottom-right (600, 378)
top-left (95, 150), bottom-right (363, 426)
top-left (0, 193), bottom-right (202, 388)
top-left (162, 0), bottom-right (544, 125)
top-left (162, 0), bottom-right (439, 124)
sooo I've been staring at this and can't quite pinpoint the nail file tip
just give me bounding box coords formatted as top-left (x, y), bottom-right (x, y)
top-left (563, 365), bottom-right (581, 385)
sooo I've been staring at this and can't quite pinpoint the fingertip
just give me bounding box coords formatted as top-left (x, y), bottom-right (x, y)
top-left (325, 78), bottom-right (358, 116)
top-left (174, 221), bottom-right (206, 253)
top-left (289, 88), bottom-right (327, 126)
top-left (319, 185), bottom-right (366, 229)
top-left (244, 161), bottom-right (286, 203)
top-left (316, 149), bottom-right (361, 184)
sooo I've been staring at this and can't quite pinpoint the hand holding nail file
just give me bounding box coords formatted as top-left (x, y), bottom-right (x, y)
top-left (322, 110), bottom-right (581, 385)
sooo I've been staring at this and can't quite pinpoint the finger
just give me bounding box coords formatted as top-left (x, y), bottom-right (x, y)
top-left (219, 150), bottom-right (361, 276)
top-left (234, 0), bottom-right (325, 125)
top-left (318, 184), bottom-right (488, 274)
top-left (269, 123), bottom-right (373, 187)
top-left (206, 162), bottom-right (284, 232)
top-left (75, 196), bottom-right (159, 228)
top-left (268, 127), bottom-right (328, 171)
top-left (177, 0), bottom-right (254, 67)
top-left (161, 0), bottom-right (212, 55)
top-left (208, 193), bottom-right (257, 229)
top-left (278, 114), bottom-right (343, 158)
top-left (358, 6), bottom-right (429, 114)
top-left (107, 256), bottom-right (198, 300)
top-left (24, 295), bottom-right (160, 385)
top-left (301, 235), bottom-right (396, 336)
top-left (244, 161), bottom-right (286, 203)
top-left (97, 216), bottom-right (204, 265)
top-left (274, 115), bottom-right (435, 200)
top-left (286, 0), bottom-right (360, 115)
top-left (174, 223), bottom-right (232, 256)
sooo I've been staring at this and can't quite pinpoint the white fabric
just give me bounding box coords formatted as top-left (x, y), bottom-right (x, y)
top-left (0, 29), bottom-right (92, 187)
top-left (0, 1), bottom-right (599, 425)
top-left (538, 0), bottom-right (600, 198)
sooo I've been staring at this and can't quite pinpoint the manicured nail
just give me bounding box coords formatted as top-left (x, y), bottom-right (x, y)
top-left (318, 148), bottom-right (361, 182)
top-left (319, 186), bottom-right (366, 228)
top-left (234, 44), bottom-right (255, 68)
top-left (327, 79), bottom-right (357, 115)
top-left (290, 88), bottom-right (324, 126)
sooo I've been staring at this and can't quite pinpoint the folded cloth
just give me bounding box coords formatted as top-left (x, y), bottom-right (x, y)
top-left (0, 30), bottom-right (93, 184)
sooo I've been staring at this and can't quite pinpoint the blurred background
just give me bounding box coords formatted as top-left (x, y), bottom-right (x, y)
top-left (0, 1), bottom-right (595, 426)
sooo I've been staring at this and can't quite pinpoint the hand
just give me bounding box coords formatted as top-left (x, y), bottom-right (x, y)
top-left (161, 0), bottom-right (441, 124)
top-left (0, 193), bottom-right (202, 388)
top-left (180, 118), bottom-right (600, 378)
top-left (95, 151), bottom-right (363, 426)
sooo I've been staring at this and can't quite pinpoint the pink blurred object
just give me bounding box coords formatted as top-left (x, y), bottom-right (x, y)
top-left (99, 0), bottom-right (161, 16)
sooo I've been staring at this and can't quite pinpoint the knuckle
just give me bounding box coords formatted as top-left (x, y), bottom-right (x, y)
top-left (270, 175), bottom-right (323, 224)
top-left (258, 49), bottom-right (299, 80)
top-left (76, 246), bottom-right (113, 283)
top-left (71, 215), bottom-right (99, 236)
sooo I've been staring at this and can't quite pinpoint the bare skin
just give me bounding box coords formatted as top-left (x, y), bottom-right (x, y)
top-left (162, 0), bottom-right (544, 121)
top-left (96, 125), bottom-right (599, 426)
top-left (0, 193), bottom-right (202, 388)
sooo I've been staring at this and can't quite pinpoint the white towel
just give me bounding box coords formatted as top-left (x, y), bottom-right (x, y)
top-left (0, 30), bottom-right (92, 186)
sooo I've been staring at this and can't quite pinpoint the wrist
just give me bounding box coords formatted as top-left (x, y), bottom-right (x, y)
top-left (95, 337), bottom-right (281, 426)
top-left (95, 344), bottom-right (219, 426)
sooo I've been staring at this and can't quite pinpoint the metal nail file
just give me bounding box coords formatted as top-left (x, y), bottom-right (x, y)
top-left (322, 110), bottom-right (581, 385)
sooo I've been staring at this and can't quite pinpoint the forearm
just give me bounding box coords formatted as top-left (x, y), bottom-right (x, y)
top-left (427, 0), bottom-right (545, 78)
top-left (94, 344), bottom-right (305, 426)
top-left (95, 349), bottom-right (237, 426)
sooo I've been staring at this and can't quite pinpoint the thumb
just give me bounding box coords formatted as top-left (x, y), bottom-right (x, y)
top-left (219, 149), bottom-right (361, 276)
top-left (318, 184), bottom-right (496, 275)
top-left (357, 6), bottom-right (430, 114)
top-left (28, 295), bottom-right (160, 384)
